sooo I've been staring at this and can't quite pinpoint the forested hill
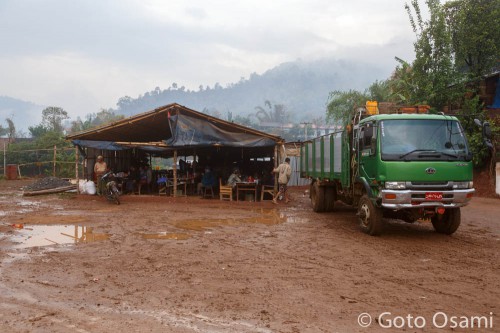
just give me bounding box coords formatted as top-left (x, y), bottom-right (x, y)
top-left (114, 58), bottom-right (389, 122)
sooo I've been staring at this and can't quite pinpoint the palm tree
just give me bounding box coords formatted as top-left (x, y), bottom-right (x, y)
top-left (254, 100), bottom-right (288, 124)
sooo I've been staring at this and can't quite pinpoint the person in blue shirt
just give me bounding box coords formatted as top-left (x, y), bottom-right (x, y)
top-left (197, 167), bottom-right (216, 195)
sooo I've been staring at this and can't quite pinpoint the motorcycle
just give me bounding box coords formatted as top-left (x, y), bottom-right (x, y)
top-left (100, 171), bottom-right (121, 205)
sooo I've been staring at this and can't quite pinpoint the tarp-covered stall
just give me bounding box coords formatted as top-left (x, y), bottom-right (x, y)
top-left (66, 103), bottom-right (284, 193)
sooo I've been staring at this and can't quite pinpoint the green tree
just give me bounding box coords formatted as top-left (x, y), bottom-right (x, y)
top-left (445, 0), bottom-right (500, 81)
top-left (233, 114), bottom-right (255, 127)
top-left (387, 58), bottom-right (418, 103)
top-left (5, 118), bottom-right (16, 143)
top-left (367, 80), bottom-right (392, 102)
top-left (326, 89), bottom-right (369, 125)
top-left (254, 100), bottom-right (288, 124)
top-left (405, 0), bottom-right (455, 108)
top-left (68, 109), bottom-right (124, 134)
top-left (41, 106), bottom-right (69, 133)
top-left (28, 124), bottom-right (49, 139)
top-left (0, 124), bottom-right (7, 137)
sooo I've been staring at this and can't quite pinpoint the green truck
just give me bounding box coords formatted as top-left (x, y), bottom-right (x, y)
top-left (300, 102), bottom-right (479, 235)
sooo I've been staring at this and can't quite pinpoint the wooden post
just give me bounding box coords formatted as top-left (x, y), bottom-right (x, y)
top-left (173, 150), bottom-right (178, 197)
top-left (53, 145), bottom-right (57, 177)
top-left (3, 142), bottom-right (5, 177)
top-left (75, 146), bottom-right (80, 194)
top-left (274, 144), bottom-right (279, 191)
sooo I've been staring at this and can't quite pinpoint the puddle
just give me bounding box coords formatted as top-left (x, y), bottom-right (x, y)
top-left (142, 232), bottom-right (191, 240)
top-left (16, 201), bottom-right (40, 207)
top-left (7, 225), bottom-right (111, 249)
top-left (174, 210), bottom-right (289, 231)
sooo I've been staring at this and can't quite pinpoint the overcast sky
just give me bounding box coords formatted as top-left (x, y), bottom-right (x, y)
top-left (0, 0), bottom-right (417, 121)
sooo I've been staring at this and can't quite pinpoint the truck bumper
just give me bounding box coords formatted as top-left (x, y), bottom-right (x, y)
top-left (380, 189), bottom-right (475, 209)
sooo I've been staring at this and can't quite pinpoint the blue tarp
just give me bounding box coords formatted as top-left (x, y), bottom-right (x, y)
top-left (72, 140), bottom-right (128, 151)
top-left (72, 140), bottom-right (174, 152)
top-left (491, 77), bottom-right (500, 108)
top-left (164, 114), bottom-right (277, 147)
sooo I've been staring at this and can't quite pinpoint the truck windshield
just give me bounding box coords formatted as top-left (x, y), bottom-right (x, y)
top-left (380, 119), bottom-right (471, 161)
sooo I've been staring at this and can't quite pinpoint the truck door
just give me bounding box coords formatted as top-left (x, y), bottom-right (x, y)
top-left (358, 122), bottom-right (377, 183)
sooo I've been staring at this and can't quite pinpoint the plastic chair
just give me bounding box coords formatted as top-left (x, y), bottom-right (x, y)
top-left (158, 178), bottom-right (174, 196)
top-left (219, 178), bottom-right (232, 201)
top-left (203, 186), bottom-right (214, 198)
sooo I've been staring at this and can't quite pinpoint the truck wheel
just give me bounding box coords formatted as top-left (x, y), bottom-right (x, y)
top-left (431, 208), bottom-right (460, 235)
top-left (358, 195), bottom-right (383, 236)
top-left (324, 186), bottom-right (336, 212)
top-left (311, 182), bottom-right (325, 212)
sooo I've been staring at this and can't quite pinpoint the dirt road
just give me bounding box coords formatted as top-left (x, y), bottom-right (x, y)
top-left (0, 179), bottom-right (499, 332)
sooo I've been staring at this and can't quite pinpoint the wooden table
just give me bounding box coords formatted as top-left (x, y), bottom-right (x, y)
top-left (236, 182), bottom-right (258, 202)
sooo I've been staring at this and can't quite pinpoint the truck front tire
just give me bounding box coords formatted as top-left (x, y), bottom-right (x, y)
top-left (431, 208), bottom-right (461, 235)
top-left (358, 195), bottom-right (383, 236)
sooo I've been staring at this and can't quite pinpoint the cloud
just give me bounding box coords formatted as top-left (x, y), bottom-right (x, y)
top-left (0, 0), bottom-right (416, 119)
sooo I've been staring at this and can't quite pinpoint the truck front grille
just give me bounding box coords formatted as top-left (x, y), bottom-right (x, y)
top-left (407, 181), bottom-right (451, 190)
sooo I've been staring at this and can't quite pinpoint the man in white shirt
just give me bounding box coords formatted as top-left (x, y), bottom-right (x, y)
top-left (272, 157), bottom-right (291, 204)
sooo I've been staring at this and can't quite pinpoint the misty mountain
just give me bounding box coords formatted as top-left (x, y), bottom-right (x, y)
top-left (0, 57), bottom-right (392, 136)
top-left (0, 96), bottom-right (44, 135)
top-left (114, 58), bottom-right (390, 122)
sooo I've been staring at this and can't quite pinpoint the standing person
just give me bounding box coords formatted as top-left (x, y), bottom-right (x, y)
top-left (94, 155), bottom-right (107, 195)
top-left (272, 157), bottom-right (292, 204)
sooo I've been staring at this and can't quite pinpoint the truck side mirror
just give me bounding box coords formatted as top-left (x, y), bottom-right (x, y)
top-left (474, 119), bottom-right (494, 150)
top-left (483, 121), bottom-right (492, 139)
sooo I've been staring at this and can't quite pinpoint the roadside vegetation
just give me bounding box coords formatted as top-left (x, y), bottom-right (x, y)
top-left (327, 0), bottom-right (500, 168)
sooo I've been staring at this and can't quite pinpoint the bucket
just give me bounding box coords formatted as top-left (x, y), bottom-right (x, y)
top-left (365, 101), bottom-right (379, 115)
top-left (378, 102), bottom-right (396, 114)
top-left (417, 105), bottom-right (430, 114)
top-left (6, 164), bottom-right (18, 180)
top-left (399, 106), bottom-right (418, 114)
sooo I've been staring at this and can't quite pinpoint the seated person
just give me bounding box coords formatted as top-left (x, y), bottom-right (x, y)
top-left (227, 169), bottom-right (242, 188)
top-left (197, 167), bottom-right (216, 195)
top-left (124, 166), bottom-right (138, 194)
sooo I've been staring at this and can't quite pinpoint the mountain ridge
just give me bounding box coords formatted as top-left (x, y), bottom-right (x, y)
top-left (0, 57), bottom-right (391, 134)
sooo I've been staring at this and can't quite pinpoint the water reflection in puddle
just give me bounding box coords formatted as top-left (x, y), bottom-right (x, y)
top-left (142, 232), bottom-right (190, 240)
top-left (174, 209), bottom-right (291, 231)
top-left (8, 225), bottom-right (110, 249)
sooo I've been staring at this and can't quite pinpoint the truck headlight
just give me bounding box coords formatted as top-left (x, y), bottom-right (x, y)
top-left (453, 181), bottom-right (473, 189)
top-left (385, 181), bottom-right (406, 189)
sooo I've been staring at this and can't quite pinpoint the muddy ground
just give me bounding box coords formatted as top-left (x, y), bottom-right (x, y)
top-left (0, 179), bottom-right (499, 333)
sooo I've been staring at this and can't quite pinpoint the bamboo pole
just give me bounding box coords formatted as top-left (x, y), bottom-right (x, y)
top-left (53, 145), bottom-right (57, 177)
top-left (23, 185), bottom-right (77, 196)
top-left (173, 150), bottom-right (178, 197)
top-left (75, 146), bottom-right (80, 194)
top-left (274, 145), bottom-right (279, 191)
top-left (3, 142), bottom-right (5, 177)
